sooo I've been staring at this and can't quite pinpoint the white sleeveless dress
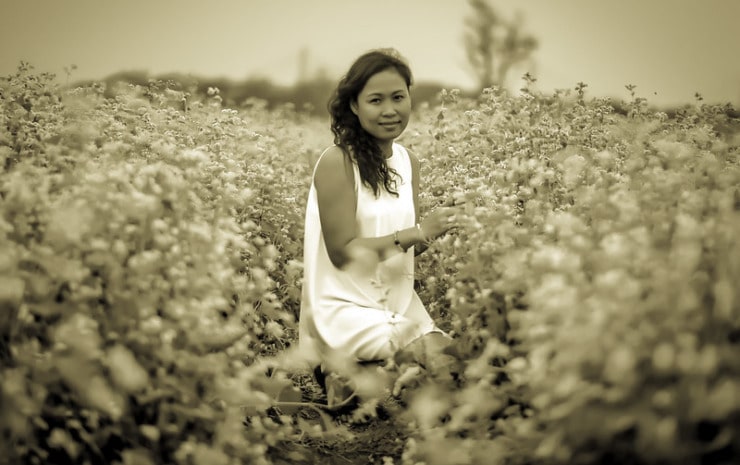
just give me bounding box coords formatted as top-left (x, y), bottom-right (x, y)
top-left (299, 143), bottom-right (440, 369)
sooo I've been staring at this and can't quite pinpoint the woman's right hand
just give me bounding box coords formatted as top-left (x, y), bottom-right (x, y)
top-left (419, 206), bottom-right (464, 242)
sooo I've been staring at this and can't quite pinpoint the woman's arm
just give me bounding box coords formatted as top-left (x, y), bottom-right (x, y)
top-left (408, 148), bottom-right (429, 256)
top-left (314, 146), bottom-right (426, 269)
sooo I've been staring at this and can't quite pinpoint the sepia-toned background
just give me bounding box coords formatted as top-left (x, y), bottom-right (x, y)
top-left (1, 0), bottom-right (739, 108)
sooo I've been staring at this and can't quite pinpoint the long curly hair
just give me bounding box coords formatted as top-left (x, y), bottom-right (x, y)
top-left (328, 48), bottom-right (413, 197)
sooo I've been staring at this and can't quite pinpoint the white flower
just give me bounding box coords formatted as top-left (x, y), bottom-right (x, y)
top-left (562, 154), bottom-right (587, 188)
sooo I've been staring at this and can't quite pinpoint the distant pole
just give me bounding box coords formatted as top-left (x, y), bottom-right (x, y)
top-left (298, 47), bottom-right (309, 84)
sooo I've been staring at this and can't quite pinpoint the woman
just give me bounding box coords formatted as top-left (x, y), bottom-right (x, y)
top-left (299, 49), bottom-right (462, 405)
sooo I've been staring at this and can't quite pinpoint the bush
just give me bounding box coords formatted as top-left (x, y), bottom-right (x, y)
top-left (2, 64), bottom-right (739, 465)
top-left (401, 86), bottom-right (740, 464)
top-left (0, 65), bottom-right (312, 465)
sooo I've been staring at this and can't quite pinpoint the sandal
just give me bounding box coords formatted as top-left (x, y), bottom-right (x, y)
top-left (313, 365), bottom-right (360, 414)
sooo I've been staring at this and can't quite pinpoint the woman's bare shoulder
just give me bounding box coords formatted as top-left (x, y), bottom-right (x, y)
top-left (315, 145), bottom-right (346, 170)
top-left (314, 145), bottom-right (353, 187)
top-left (309, 145), bottom-right (336, 170)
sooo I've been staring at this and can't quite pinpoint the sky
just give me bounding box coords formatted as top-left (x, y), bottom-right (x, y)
top-left (1, 0), bottom-right (739, 108)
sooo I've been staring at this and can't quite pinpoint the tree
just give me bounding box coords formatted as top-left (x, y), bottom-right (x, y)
top-left (464, 0), bottom-right (538, 92)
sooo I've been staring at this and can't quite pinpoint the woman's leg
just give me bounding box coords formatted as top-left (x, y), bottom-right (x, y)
top-left (394, 331), bottom-right (457, 379)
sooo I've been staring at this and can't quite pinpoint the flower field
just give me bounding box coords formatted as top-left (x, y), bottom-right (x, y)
top-left (1, 63), bottom-right (739, 465)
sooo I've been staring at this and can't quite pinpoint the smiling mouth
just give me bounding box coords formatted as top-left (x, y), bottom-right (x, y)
top-left (379, 121), bottom-right (400, 126)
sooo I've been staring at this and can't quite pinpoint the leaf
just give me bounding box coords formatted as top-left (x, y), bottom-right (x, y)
top-left (83, 376), bottom-right (127, 421)
top-left (713, 279), bottom-right (734, 320)
top-left (47, 428), bottom-right (80, 459)
top-left (188, 318), bottom-right (248, 353)
top-left (139, 424), bottom-right (160, 442)
top-left (296, 409), bottom-right (339, 435)
top-left (703, 379), bottom-right (740, 421)
top-left (121, 448), bottom-right (156, 465)
top-left (190, 442), bottom-right (230, 465)
top-left (0, 276), bottom-right (24, 304)
top-left (53, 313), bottom-right (102, 358)
top-left (106, 344), bottom-right (150, 394)
top-left (471, 437), bottom-right (516, 465)
top-left (272, 385), bottom-right (302, 415)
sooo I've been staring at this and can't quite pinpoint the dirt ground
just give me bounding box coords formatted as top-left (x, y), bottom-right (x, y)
top-left (264, 372), bottom-right (412, 465)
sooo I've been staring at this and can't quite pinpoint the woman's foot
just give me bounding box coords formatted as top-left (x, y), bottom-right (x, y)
top-left (313, 365), bottom-right (359, 413)
top-left (324, 372), bottom-right (359, 411)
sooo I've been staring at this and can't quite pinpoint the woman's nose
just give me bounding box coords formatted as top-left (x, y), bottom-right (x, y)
top-left (381, 103), bottom-right (397, 115)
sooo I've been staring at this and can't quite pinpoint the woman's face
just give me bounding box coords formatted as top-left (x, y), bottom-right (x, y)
top-left (351, 68), bottom-right (411, 144)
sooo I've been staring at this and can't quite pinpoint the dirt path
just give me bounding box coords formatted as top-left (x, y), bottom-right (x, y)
top-left (265, 373), bottom-right (412, 464)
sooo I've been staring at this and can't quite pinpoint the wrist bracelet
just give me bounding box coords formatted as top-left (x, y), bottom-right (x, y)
top-left (393, 230), bottom-right (405, 251)
top-left (415, 223), bottom-right (428, 243)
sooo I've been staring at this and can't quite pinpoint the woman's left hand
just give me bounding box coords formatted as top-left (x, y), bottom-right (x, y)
top-left (419, 205), bottom-right (464, 241)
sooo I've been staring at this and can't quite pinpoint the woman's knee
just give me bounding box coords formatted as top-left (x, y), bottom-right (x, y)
top-left (395, 331), bottom-right (451, 366)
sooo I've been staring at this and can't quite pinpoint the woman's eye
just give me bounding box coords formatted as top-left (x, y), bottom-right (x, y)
top-left (394, 95), bottom-right (405, 101)
top-left (369, 98), bottom-right (381, 104)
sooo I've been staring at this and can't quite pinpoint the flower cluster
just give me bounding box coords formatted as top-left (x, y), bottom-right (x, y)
top-left (0, 65), bottom-right (320, 465)
top-left (400, 83), bottom-right (740, 464)
top-left (2, 63), bottom-right (738, 465)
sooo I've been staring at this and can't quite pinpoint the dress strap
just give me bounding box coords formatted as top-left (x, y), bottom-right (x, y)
top-left (311, 145), bottom-right (335, 180)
